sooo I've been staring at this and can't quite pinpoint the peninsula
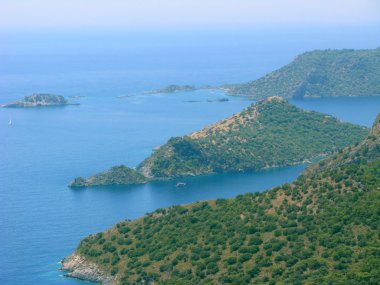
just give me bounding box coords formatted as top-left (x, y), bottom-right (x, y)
top-left (62, 113), bottom-right (380, 284)
top-left (70, 97), bottom-right (368, 187)
top-left (2, 93), bottom-right (74, 108)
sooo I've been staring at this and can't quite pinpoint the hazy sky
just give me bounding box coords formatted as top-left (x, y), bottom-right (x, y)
top-left (0, 0), bottom-right (379, 30)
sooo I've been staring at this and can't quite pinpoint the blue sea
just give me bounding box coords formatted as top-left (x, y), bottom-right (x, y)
top-left (0, 27), bottom-right (380, 284)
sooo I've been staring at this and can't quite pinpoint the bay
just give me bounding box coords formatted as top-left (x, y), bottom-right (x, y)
top-left (0, 27), bottom-right (379, 284)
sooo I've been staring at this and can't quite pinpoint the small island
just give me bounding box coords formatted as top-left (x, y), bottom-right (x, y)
top-left (206, 98), bottom-right (229, 102)
top-left (1, 93), bottom-right (76, 108)
top-left (145, 84), bottom-right (198, 94)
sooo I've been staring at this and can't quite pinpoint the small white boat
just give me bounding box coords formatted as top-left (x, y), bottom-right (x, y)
top-left (176, 182), bottom-right (186, 187)
top-left (8, 119), bottom-right (12, 125)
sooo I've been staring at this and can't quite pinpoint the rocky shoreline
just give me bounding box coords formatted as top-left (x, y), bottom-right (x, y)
top-left (61, 254), bottom-right (116, 284)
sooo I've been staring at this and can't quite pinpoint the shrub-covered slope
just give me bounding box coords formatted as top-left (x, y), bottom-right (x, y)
top-left (223, 48), bottom-right (380, 99)
top-left (304, 113), bottom-right (380, 177)
top-left (137, 97), bottom-right (367, 179)
top-left (64, 115), bottom-right (380, 284)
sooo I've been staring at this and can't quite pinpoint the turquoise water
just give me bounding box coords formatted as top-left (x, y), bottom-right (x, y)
top-left (1, 28), bottom-right (380, 284)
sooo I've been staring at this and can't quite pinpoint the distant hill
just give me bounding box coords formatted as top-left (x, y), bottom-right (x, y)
top-left (70, 97), bottom-right (368, 187)
top-left (223, 48), bottom-right (380, 99)
top-left (62, 114), bottom-right (380, 284)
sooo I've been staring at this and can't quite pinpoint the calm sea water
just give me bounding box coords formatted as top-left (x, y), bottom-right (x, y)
top-left (0, 27), bottom-right (379, 284)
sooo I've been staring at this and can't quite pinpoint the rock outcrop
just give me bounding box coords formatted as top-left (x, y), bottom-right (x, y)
top-left (61, 254), bottom-right (116, 284)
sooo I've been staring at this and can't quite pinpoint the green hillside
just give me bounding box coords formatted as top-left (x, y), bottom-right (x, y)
top-left (223, 48), bottom-right (380, 99)
top-left (63, 115), bottom-right (380, 284)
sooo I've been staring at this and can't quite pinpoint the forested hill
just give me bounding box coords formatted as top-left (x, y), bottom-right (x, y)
top-left (223, 48), bottom-right (380, 99)
top-left (137, 97), bottom-right (367, 179)
top-left (62, 113), bottom-right (380, 284)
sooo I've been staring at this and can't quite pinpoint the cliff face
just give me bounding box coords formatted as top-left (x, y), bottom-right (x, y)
top-left (61, 254), bottom-right (116, 284)
top-left (2, 93), bottom-right (70, 107)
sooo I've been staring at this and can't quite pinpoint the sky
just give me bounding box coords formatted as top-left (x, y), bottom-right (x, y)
top-left (0, 0), bottom-right (379, 31)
